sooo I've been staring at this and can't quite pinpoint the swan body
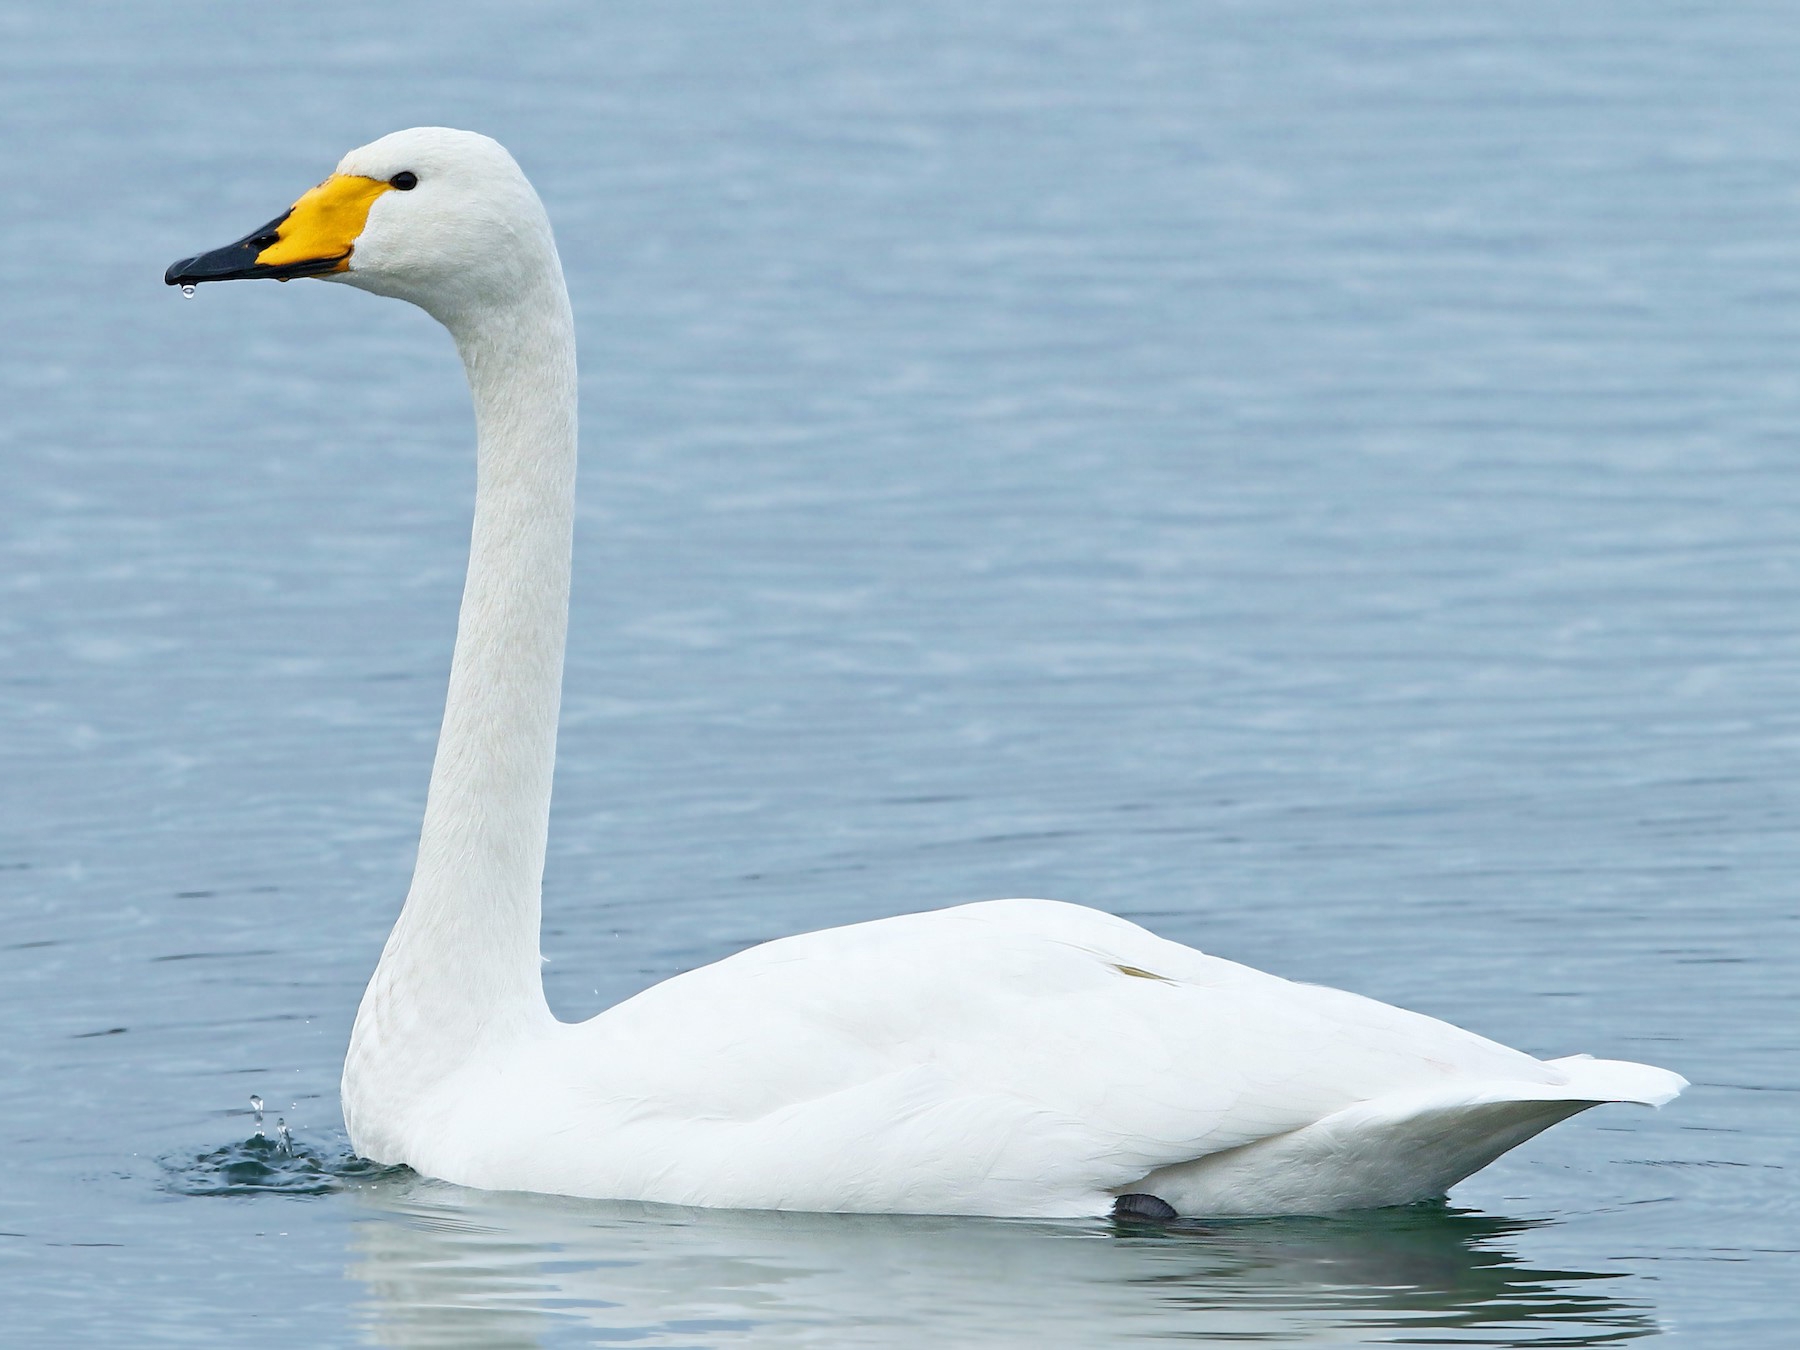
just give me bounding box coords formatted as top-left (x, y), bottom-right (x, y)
top-left (167, 128), bottom-right (1684, 1218)
top-left (347, 895), bottom-right (1680, 1218)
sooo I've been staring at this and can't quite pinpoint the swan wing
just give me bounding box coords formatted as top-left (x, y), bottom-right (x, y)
top-left (462, 900), bottom-right (1680, 1216)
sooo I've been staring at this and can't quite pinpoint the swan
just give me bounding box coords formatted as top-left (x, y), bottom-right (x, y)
top-left (165, 127), bottom-right (1684, 1219)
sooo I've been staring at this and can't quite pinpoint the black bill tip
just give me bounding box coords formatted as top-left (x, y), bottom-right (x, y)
top-left (165, 211), bottom-right (346, 286)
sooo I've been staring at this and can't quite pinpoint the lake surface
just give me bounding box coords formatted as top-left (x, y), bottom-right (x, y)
top-left (3, 1), bottom-right (1796, 1343)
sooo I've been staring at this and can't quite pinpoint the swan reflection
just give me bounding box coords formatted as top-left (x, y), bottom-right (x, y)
top-left (345, 1177), bottom-right (1657, 1347)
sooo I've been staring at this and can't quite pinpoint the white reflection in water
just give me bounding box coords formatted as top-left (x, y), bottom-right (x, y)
top-left (346, 1178), bottom-right (1657, 1347)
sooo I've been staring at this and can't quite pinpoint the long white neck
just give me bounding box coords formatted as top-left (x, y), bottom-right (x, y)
top-left (346, 263), bottom-right (577, 1132)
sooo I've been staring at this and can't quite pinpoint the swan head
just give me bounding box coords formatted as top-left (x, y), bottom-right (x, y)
top-left (164, 127), bottom-right (559, 322)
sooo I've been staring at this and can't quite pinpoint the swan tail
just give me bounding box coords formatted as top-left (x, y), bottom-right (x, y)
top-left (1126, 1056), bottom-right (1686, 1218)
top-left (1542, 1054), bottom-right (1688, 1107)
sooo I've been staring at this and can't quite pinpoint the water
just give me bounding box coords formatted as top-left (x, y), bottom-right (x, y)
top-left (2, 1), bottom-right (1796, 1343)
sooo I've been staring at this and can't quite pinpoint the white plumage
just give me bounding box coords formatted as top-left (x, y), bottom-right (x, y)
top-left (170, 127), bottom-right (1683, 1219)
top-left (368, 897), bottom-right (1679, 1218)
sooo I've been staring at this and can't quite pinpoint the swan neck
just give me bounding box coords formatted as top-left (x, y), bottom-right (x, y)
top-left (388, 272), bottom-right (576, 1021)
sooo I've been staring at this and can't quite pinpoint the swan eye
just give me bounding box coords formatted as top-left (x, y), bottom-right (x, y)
top-left (390, 171), bottom-right (419, 191)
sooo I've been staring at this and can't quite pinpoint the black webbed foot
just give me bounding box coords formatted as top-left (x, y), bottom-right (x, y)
top-left (1112, 1192), bottom-right (1179, 1222)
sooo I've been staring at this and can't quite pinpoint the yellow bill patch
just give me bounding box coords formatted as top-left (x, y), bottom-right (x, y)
top-left (255, 173), bottom-right (392, 272)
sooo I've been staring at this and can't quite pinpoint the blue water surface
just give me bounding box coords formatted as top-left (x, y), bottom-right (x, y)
top-left (2, 1), bottom-right (1795, 1343)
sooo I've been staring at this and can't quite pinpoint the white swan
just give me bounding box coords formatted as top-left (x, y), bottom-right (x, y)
top-left (166, 127), bottom-right (1684, 1219)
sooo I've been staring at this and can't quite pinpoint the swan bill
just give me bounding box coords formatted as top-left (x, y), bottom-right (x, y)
top-left (165, 172), bottom-right (393, 286)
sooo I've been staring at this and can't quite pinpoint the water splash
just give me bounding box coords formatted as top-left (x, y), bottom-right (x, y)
top-left (165, 1127), bottom-right (403, 1197)
top-left (157, 1092), bottom-right (405, 1196)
